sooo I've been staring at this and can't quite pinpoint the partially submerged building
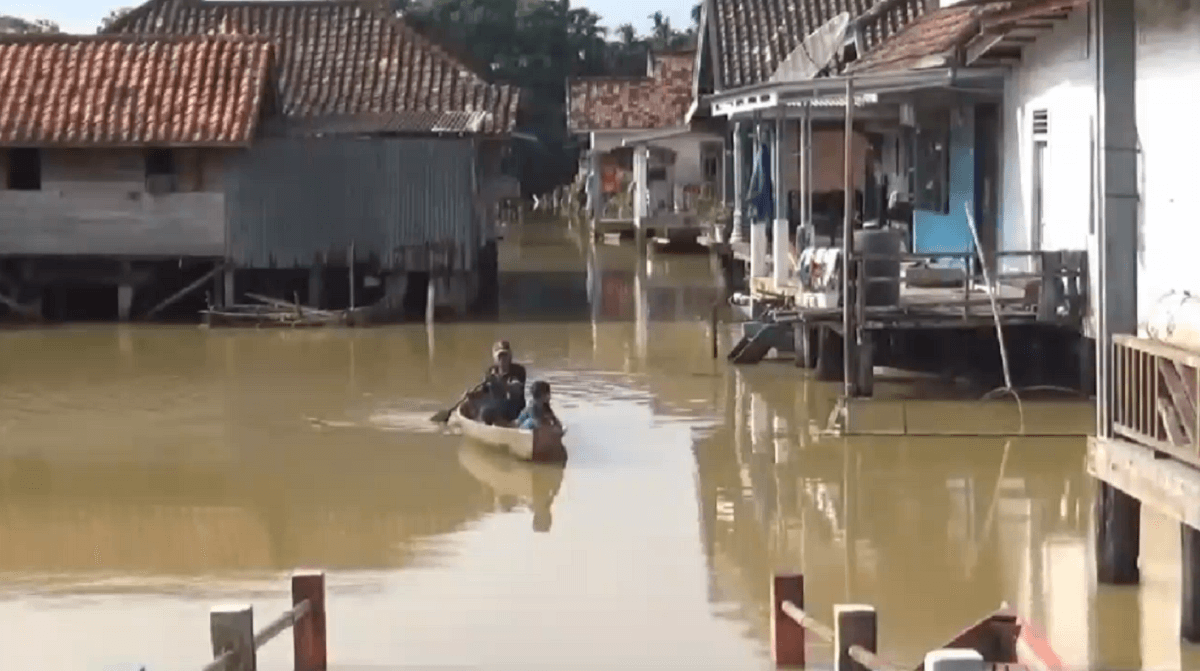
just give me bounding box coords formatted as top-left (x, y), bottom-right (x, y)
top-left (568, 50), bottom-right (723, 240)
top-left (0, 33), bottom-right (275, 320)
top-left (0, 0), bottom-right (523, 322)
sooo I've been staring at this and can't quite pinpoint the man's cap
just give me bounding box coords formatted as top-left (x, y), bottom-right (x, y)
top-left (492, 340), bottom-right (511, 354)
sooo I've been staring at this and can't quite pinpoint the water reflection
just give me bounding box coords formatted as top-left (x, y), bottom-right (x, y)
top-left (697, 368), bottom-right (1098, 666)
top-left (456, 441), bottom-right (564, 533)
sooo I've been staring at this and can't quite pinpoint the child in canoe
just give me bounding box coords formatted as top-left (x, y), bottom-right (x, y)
top-left (516, 380), bottom-right (561, 430)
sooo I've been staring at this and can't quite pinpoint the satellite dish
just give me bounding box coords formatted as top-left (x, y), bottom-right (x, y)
top-left (769, 12), bottom-right (851, 83)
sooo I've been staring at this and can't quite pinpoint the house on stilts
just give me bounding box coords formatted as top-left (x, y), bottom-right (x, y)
top-left (0, 0), bottom-right (523, 323)
top-left (693, 0), bottom-right (1092, 406)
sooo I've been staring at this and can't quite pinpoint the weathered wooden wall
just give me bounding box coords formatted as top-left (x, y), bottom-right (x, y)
top-left (0, 148), bottom-right (228, 258)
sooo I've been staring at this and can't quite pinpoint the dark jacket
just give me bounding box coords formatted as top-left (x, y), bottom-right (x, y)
top-left (482, 362), bottom-right (526, 419)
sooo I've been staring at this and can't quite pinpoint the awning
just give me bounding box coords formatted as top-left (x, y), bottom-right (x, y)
top-left (620, 124), bottom-right (723, 146)
top-left (705, 66), bottom-right (1007, 118)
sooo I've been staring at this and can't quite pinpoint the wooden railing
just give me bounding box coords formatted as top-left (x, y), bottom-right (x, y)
top-left (849, 250), bottom-right (1087, 323)
top-left (1112, 334), bottom-right (1200, 464)
top-left (201, 571), bottom-right (326, 671)
top-left (771, 574), bottom-right (901, 671)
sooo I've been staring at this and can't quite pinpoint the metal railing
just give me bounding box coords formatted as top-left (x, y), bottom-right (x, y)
top-left (1111, 334), bottom-right (1200, 463)
top-left (201, 571), bottom-right (326, 671)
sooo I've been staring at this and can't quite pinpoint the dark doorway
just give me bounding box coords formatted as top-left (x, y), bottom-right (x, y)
top-left (403, 271), bottom-right (430, 318)
top-left (974, 102), bottom-right (1000, 276)
top-left (42, 283), bottom-right (118, 321)
top-left (7, 148), bottom-right (41, 190)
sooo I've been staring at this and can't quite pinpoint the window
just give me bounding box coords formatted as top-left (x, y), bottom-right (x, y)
top-left (145, 148), bottom-right (176, 193)
top-left (1032, 109), bottom-right (1049, 249)
top-left (7, 148), bottom-right (41, 190)
top-left (913, 109), bottom-right (950, 213)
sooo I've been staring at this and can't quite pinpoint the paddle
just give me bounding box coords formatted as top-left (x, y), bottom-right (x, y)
top-left (431, 383), bottom-right (484, 423)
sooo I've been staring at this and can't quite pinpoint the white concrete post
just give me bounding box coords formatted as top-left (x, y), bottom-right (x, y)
top-left (633, 144), bottom-right (649, 232)
top-left (730, 121), bottom-right (745, 244)
top-left (587, 142), bottom-right (602, 221)
top-left (923, 649), bottom-right (984, 671)
top-left (773, 105), bottom-right (790, 286)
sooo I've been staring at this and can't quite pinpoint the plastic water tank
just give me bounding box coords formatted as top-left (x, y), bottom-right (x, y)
top-left (853, 228), bottom-right (902, 307)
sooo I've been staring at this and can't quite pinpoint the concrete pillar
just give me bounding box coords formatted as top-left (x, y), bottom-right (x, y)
top-left (773, 106), bottom-right (790, 287)
top-left (633, 145), bottom-right (648, 230)
top-left (587, 142), bottom-right (602, 221)
top-left (1095, 0), bottom-right (1138, 436)
top-left (730, 121), bottom-right (745, 243)
top-left (800, 104), bottom-right (812, 250)
top-left (923, 649), bottom-right (984, 671)
top-left (117, 284), bottom-right (133, 321)
top-left (223, 267), bottom-right (235, 307)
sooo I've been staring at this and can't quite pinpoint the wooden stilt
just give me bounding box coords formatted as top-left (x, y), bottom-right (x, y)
top-left (1094, 482), bottom-right (1140, 584)
top-left (1182, 524), bottom-right (1200, 642)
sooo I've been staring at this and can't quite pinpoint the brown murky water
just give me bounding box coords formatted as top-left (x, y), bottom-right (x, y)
top-left (0, 218), bottom-right (1190, 670)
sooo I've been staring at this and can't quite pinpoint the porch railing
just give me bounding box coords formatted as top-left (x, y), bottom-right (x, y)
top-left (1111, 334), bottom-right (1200, 465)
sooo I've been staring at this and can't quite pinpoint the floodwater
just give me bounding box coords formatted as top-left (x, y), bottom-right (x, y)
top-left (0, 218), bottom-right (1193, 671)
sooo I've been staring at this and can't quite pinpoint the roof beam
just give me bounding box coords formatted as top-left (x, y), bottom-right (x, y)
top-left (965, 33), bottom-right (1007, 66)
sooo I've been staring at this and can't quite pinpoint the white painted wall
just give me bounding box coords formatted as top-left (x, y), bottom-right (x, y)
top-left (591, 129), bottom-right (720, 212)
top-left (1134, 3), bottom-right (1200, 324)
top-left (999, 6), bottom-right (1093, 260)
top-left (1002, 3), bottom-right (1200, 329)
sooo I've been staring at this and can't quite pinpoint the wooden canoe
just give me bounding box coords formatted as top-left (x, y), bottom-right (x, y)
top-left (912, 607), bottom-right (1064, 671)
top-left (450, 399), bottom-right (567, 463)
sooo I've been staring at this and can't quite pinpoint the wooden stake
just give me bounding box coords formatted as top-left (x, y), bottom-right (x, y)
top-left (292, 570), bottom-right (327, 671)
top-left (211, 605), bottom-right (256, 671)
top-left (834, 604), bottom-right (875, 671)
top-left (772, 574), bottom-right (806, 667)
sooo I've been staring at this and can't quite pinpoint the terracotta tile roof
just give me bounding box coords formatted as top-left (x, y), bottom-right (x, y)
top-left (106, 0), bottom-right (520, 135)
top-left (567, 52), bottom-right (694, 132)
top-left (849, 0), bottom-right (1087, 73)
top-left (847, 5), bottom-right (978, 73)
top-left (710, 0), bottom-right (926, 90)
top-left (0, 34), bottom-right (272, 146)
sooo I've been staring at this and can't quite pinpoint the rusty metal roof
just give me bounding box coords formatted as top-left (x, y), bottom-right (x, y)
top-left (709, 0), bottom-right (926, 90)
top-left (0, 34), bottom-right (272, 146)
top-left (567, 52), bottom-right (695, 132)
top-left (106, 0), bottom-right (520, 135)
top-left (849, 0), bottom-right (1087, 73)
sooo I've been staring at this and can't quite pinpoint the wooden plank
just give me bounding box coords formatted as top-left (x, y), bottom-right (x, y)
top-left (1117, 334), bottom-right (1200, 369)
top-left (1087, 435), bottom-right (1200, 530)
top-left (1159, 359), bottom-right (1197, 444)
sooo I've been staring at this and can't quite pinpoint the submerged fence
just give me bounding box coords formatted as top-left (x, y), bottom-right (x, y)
top-left (770, 573), bottom-right (1024, 671)
top-left (200, 571), bottom-right (326, 671)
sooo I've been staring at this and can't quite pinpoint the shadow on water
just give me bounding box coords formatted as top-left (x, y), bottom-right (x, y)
top-left (0, 216), bottom-right (1180, 670)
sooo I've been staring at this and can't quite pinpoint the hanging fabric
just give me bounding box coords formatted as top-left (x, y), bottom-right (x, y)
top-left (746, 135), bottom-right (774, 222)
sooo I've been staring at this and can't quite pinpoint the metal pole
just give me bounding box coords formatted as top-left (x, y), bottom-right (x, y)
top-left (841, 79), bottom-right (855, 397)
top-left (348, 240), bottom-right (356, 310)
top-left (773, 104), bottom-right (788, 286)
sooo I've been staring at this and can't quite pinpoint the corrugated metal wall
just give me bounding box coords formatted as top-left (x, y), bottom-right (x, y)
top-left (225, 137), bottom-right (478, 271)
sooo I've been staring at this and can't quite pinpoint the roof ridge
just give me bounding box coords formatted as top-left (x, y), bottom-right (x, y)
top-left (0, 32), bottom-right (273, 44)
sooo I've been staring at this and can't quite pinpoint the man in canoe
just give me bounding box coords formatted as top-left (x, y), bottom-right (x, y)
top-left (477, 340), bottom-right (527, 425)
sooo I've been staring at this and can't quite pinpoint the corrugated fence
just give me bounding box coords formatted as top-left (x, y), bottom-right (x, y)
top-left (225, 137), bottom-right (478, 271)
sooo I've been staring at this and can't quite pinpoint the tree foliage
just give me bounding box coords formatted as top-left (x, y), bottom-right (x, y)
top-left (0, 15), bottom-right (61, 33)
top-left (402, 0), bottom-right (701, 195)
top-left (97, 7), bottom-right (135, 33)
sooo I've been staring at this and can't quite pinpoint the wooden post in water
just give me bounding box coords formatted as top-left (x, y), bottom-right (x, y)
top-left (211, 605), bottom-right (256, 671)
top-left (834, 604), bottom-right (876, 671)
top-left (1182, 525), bottom-right (1200, 642)
top-left (1094, 482), bottom-right (1139, 584)
top-left (348, 240), bottom-right (356, 310)
top-left (924, 649), bottom-right (984, 671)
top-left (292, 570), bottom-right (327, 671)
top-left (771, 574), bottom-right (806, 667)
